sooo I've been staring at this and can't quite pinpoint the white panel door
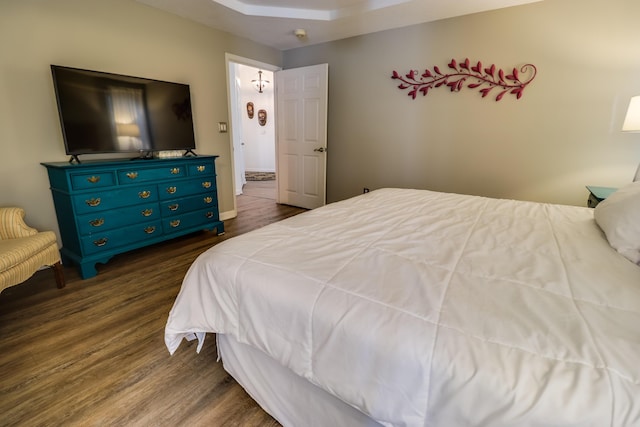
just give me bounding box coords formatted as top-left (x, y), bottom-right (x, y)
top-left (276, 63), bottom-right (328, 209)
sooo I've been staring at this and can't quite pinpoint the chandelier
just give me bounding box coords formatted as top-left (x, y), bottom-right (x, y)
top-left (251, 70), bottom-right (270, 93)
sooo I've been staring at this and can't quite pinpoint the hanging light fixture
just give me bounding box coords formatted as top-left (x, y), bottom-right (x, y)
top-left (252, 70), bottom-right (270, 93)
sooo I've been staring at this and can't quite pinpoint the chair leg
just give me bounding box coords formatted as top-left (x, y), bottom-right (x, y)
top-left (52, 261), bottom-right (65, 289)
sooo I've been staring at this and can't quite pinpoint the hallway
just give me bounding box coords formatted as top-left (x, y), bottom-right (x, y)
top-left (240, 179), bottom-right (276, 200)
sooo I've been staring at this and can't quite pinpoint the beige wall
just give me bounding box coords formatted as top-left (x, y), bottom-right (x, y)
top-left (283, 0), bottom-right (640, 206)
top-left (0, 0), bottom-right (281, 238)
top-left (3, 0), bottom-right (640, 247)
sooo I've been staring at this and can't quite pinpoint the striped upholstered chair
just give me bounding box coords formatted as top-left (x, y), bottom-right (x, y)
top-left (0, 207), bottom-right (65, 293)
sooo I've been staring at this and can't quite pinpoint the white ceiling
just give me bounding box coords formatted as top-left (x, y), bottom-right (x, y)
top-left (136, 0), bottom-right (543, 51)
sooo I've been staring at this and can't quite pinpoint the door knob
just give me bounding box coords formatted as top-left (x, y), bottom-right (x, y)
top-left (314, 147), bottom-right (327, 153)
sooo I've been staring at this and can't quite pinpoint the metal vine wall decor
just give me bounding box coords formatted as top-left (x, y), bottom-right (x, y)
top-left (391, 58), bottom-right (537, 101)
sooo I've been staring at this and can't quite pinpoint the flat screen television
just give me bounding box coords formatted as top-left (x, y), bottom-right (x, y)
top-left (50, 65), bottom-right (197, 162)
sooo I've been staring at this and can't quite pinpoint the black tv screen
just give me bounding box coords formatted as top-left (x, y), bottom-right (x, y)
top-left (50, 65), bottom-right (196, 157)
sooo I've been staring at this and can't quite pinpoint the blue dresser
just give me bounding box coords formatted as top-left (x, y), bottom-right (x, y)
top-left (42, 156), bottom-right (224, 279)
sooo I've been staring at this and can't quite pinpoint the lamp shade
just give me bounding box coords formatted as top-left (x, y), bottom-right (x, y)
top-left (622, 96), bottom-right (640, 132)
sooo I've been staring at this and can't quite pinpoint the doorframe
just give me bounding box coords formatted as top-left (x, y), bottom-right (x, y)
top-left (224, 53), bottom-right (281, 217)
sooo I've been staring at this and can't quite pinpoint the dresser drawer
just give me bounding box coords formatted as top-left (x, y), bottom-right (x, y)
top-left (117, 164), bottom-right (187, 184)
top-left (160, 192), bottom-right (218, 217)
top-left (76, 202), bottom-right (160, 235)
top-left (188, 162), bottom-right (215, 176)
top-left (70, 171), bottom-right (116, 190)
top-left (72, 184), bottom-right (158, 214)
top-left (158, 177), bottom-right (216, 200)
top-left (162, 208), bottom-right (219, 234)
top-left (80, 220), bottom-right (162, 255)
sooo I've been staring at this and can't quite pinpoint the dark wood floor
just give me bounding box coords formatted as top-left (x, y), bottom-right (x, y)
top-left (0, 181), bottom-right (305, 427)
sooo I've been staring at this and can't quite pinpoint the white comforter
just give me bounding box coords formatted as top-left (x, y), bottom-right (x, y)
top-left (165, 188), bottom-right (640, 427)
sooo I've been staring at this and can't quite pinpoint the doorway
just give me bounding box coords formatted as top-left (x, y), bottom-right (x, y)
top-left (226, 54), bottom-right (280, 212)
top-left (226, 55), bottom-right (329, 214)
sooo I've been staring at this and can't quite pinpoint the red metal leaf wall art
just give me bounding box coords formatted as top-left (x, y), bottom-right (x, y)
top-left (391, 59), bottom-right (537, 101)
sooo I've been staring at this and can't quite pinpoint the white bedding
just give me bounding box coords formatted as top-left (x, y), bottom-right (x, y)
top-left (165, 188), bottom-right (640, 427)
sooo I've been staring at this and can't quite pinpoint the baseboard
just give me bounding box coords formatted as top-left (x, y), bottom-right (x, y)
top-left (220, 209), bottom-right (236, 221)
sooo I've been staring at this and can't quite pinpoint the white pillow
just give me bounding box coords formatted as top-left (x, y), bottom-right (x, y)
top-left (594, 181), bottom-right (640, 264)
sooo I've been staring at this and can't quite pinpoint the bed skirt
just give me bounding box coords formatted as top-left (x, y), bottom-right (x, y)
top-left (217, 334), bottom-right (383, 427)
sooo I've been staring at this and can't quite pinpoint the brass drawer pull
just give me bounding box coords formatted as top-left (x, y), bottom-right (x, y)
top-left (89, 218), bottom-right (105, 227)
top-left (126, 172), bottom-right (138, 179)
top-left (144, 226), bottom-right (156, 234)
top-left (168, 204), bottom-right (179, 211)
top-left (197, 165), bottom-right (206, 172)
top-left (166, 186), bottom-right (177, 194)
top-left (138, 190), bottom-right (151, 199)
top-left (85, 198), bottom-right (101, 207)
top-left (141, 209), bottom-right (153, 217)
top-left (170, 168), bottom-right (180, 175)
top-left (203, 196), bottom-right (213, 204)
top-left (170, 219), bottom-right (181, 228)
top-left (87, 176), bottom-right (100, 183)
top-left (93, 237), bottom-right (108, 247)
top-left (206, 211), bottom-right (214, 219)
top-left (202, 181), bottom-right (212, 189)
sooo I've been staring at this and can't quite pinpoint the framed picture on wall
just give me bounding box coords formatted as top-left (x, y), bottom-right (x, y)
top-left (246, 102), bottom-right (254, 119)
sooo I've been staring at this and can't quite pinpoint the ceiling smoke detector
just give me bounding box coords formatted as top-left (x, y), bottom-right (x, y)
top-left (294, 29), bottom-right (307, 39)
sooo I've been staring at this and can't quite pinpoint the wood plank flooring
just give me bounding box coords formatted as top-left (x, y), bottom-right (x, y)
top-left (0, 181), bottom-right (305, 427)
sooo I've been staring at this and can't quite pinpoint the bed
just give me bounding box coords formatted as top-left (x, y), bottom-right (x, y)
top-left (165, 187), bottom-right (640, 427)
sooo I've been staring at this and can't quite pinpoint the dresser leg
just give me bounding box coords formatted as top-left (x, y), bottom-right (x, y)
top-left (79, 262), bottom-right (98, 280)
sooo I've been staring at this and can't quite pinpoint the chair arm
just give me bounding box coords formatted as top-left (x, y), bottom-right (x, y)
top-left (0, 207), bottom-right (38, 240)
